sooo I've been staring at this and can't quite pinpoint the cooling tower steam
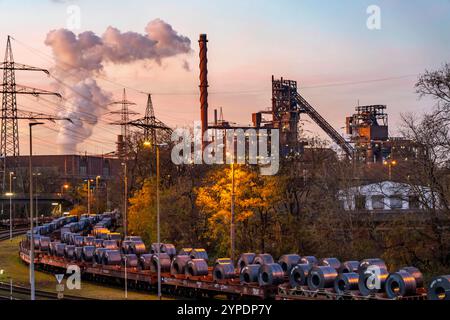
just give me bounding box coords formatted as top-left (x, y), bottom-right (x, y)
top-left (45, 19), bottom-right (192, 153)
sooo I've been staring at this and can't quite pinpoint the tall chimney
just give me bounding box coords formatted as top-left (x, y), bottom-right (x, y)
top-left (199, 34), bottom-right (208, 148)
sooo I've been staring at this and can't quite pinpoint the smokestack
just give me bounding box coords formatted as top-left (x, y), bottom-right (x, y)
top-left (199, 34), bottom-right (208, 147)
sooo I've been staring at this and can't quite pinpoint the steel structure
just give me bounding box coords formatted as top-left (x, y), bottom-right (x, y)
top-left (0, 36), bottom-right (61, 191)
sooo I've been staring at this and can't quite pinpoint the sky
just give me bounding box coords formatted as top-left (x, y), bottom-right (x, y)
top-left (0, 0), bottom-right (449, 155)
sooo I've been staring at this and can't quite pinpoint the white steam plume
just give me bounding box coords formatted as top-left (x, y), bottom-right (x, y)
top-left (45, 19), bottom-right (191, 153)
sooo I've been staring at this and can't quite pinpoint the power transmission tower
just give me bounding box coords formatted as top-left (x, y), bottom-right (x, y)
top-left (144, 94), bottom-right (157, 146)
top-left (109, 89), bottom-right (137, 158)
top-left (0, 35), bottom-right (62, 192)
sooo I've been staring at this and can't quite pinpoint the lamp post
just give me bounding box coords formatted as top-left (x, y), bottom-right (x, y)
top-left (143, 141), bottom-right (167, 300)
top-left (383, 159), bottom-right (398, 180)
top-left (226, 152), bottom-right (236, 263)
top-left (29, 122), bottom-right (44, 301)
top-left (6, 172), bottom-right (14, 241)
top-left (122, 163), bottom-right (128, 236)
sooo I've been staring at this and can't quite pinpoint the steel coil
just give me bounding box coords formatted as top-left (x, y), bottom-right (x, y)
top-left (319, 257), bottom-right (341, 271)
top-left (160, 244), bottom-right (177, 258)
top-left (237, 253), bottom-right (256, 271)
top-left (131, 241), bottom-right (146, 255)
top-left (307, 266), bottom-right (338, 290)
top-left (64, 245), bottom-right (76, 260)
top-left (94, 239), bottom-right (104, 248)
top-left (83, 236), bottom-right (95, 246)
top-left (385, 270), bottom-right (417, 298)
top-left (215, 258), bottom-right (232, 266)
top-left (150, 243), bottom-right (161, 254)
top-left (334, 272), bottom-right (359, 294)
top-left (300, 256), bottom-right (318, 266)
top-left (289, 264), bottom-right (313, 288)
top-left (74, 236), bottom-right (84, 247)
top-left (122, 254), bottom-right (139, 268)
top-left (102, 250), bottom-right (122, 266)
top-left (139, 254), bottom-right (153, 270)
top-left (121, 240), bottom-right (133, 254)
top-left (178, 248), bottom-right (193, 256)
top-left (358, 266), bottom-right (389, 296)
top-left (338, 261), bottom-right (360, 274)
top-left (258, 263), bottom-right (285, 286)
top-left (33, 236), bottom-right (41, 249)
top-left (94, 248), bottom-right (108, 264)
top-left (358, 258), bottom-right (387, 274)
top-left (213, 263), bottom-right (235, 281)
top-left (82, 246), bottom-right (96, 262)
top-left (253, 254), bottom-right (274, 266)
top-left (427, 275), bottom-right (450, 300)
top-left (186, 259), bottom-right (209, 277)
top-left (240, 264), bottom-right (261, 284)
top-left (171, 255), bottom-right (191, 275)
top-left (38, 236), bottom-right (50, 251)
top-left (400, 266), bottom-right (424, 288)
top-left (150, 253), bottom-right (172, 272)
top-left (75, 247), bottom-right (83, 261)
top-left (103, 240), bottom-right (118, 250)
top-left (55, 243), bottom-right (66, 257)
top-left (49, 241), bottom-right (60, 256)
top-left (190, 248), bottom-right (209, 261)
top-left (278, 254), bottom-right (301, 275)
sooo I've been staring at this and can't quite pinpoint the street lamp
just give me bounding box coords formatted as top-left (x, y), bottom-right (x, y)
top-left (6, 171), bottom-right (14, 241)
top-left (143, 141), bottom-right (168, 300)
top-left (121, 163), bottom-right (128, 236)
top-left (226, 152), bottom-right (236, 263)
top-left (84, 179), bottom-right (94, 215)
top-left (383, 159), bottom-right (398, 180)
top-left (29, 121), bottom-right (44, 301)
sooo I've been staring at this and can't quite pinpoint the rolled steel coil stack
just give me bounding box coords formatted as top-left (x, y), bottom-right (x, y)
top-left (139, 254), bottom-right (153, 270)
top-left (214, 258), bottom-right (232, 266)
top-left (171, 255), bottom-right (191, 275)
top-left (385, 270), bottom-right (417, 298)
top-left (334, 273), bottom-right (359, 294)
top-left (130, 240), bottom-right (146, 255)
top-left (55, 243), bottom-right (66, 257)
top-left (178, 248), bottom-right (193, 256)
top-left (400, 266), bottom-right (424, 289)
top-left (427, 275), bottom-right (450, 300)
top-left (82, 246), bottom-right (95, 262)
top-left (253, 254), bottom-right (274, 266)
top-left (150, 253), bottom-right (172, 273)
top-left (103, 240), bottom-right (118, 250)
top-left (102, 250), bottom-right (122, 266)
top-left (122, 254), bottom-right (139, 268)
top-left (121, 240), bottom-right (133, 254)
top-left (319, 257), bottom-right (341, 271)
top-left (190, 248), bottom-right (208, 261)
top-left (213, 262), bottom-right (235, 281)
top-left (237, 253), bottom-right (256, 271)
top-left (240, 264), bottom-right (261, 284)
top-left (185, 259), bottom-right (209, 277)
top-left (300, 256), bottom-right (318, 266)
top-left (93, 248), bottom-right (108, 264)
top-left (258, 263), bottom-right (285, 286)
top-left (75, 247), bottom-right (83, 261)
top-left (150, 243), bottom-right (160, 254)
top-left (338, 261), bottom-right (360, 274)
top-left (38, 236), bottom-right (50, 252)
top-left (160, 243), bottom-right (177, 259)
top-left (278, 254), bottom-right (301, 275)
top-left (64, 245), bottom-right (76, 260)
top-left (74, 236), bottom-right (84, 247)
top-left (289, 264), bottom-right (313, 288)
top-left (94, 239), bottom-right (104, 248)
top-left (83, 236), bottom-right (95, 246)
top-left (49, 241), bottom-right (60, 256)
top-left (307, 266), bottom-right (338, 290)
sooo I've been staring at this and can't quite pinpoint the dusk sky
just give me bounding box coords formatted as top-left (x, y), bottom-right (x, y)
top-left (1, 0), bottom-right (449, 155)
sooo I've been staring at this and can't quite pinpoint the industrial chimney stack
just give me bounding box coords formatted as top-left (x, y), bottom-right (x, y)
top-left (199, 34), bottom-right (209, 149)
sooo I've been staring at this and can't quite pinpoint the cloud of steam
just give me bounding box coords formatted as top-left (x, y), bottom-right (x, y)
top-left (45, 19), bottom-right (191, 153)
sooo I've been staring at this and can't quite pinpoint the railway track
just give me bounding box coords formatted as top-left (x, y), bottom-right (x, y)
top-left (0, 228), bottom-right (28, 241)
top-left (0, 282), bottom-right (94, 300)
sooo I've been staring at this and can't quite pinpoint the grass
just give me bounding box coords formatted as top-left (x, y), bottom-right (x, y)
top-left (0, 236), bottom-right (168, 300)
